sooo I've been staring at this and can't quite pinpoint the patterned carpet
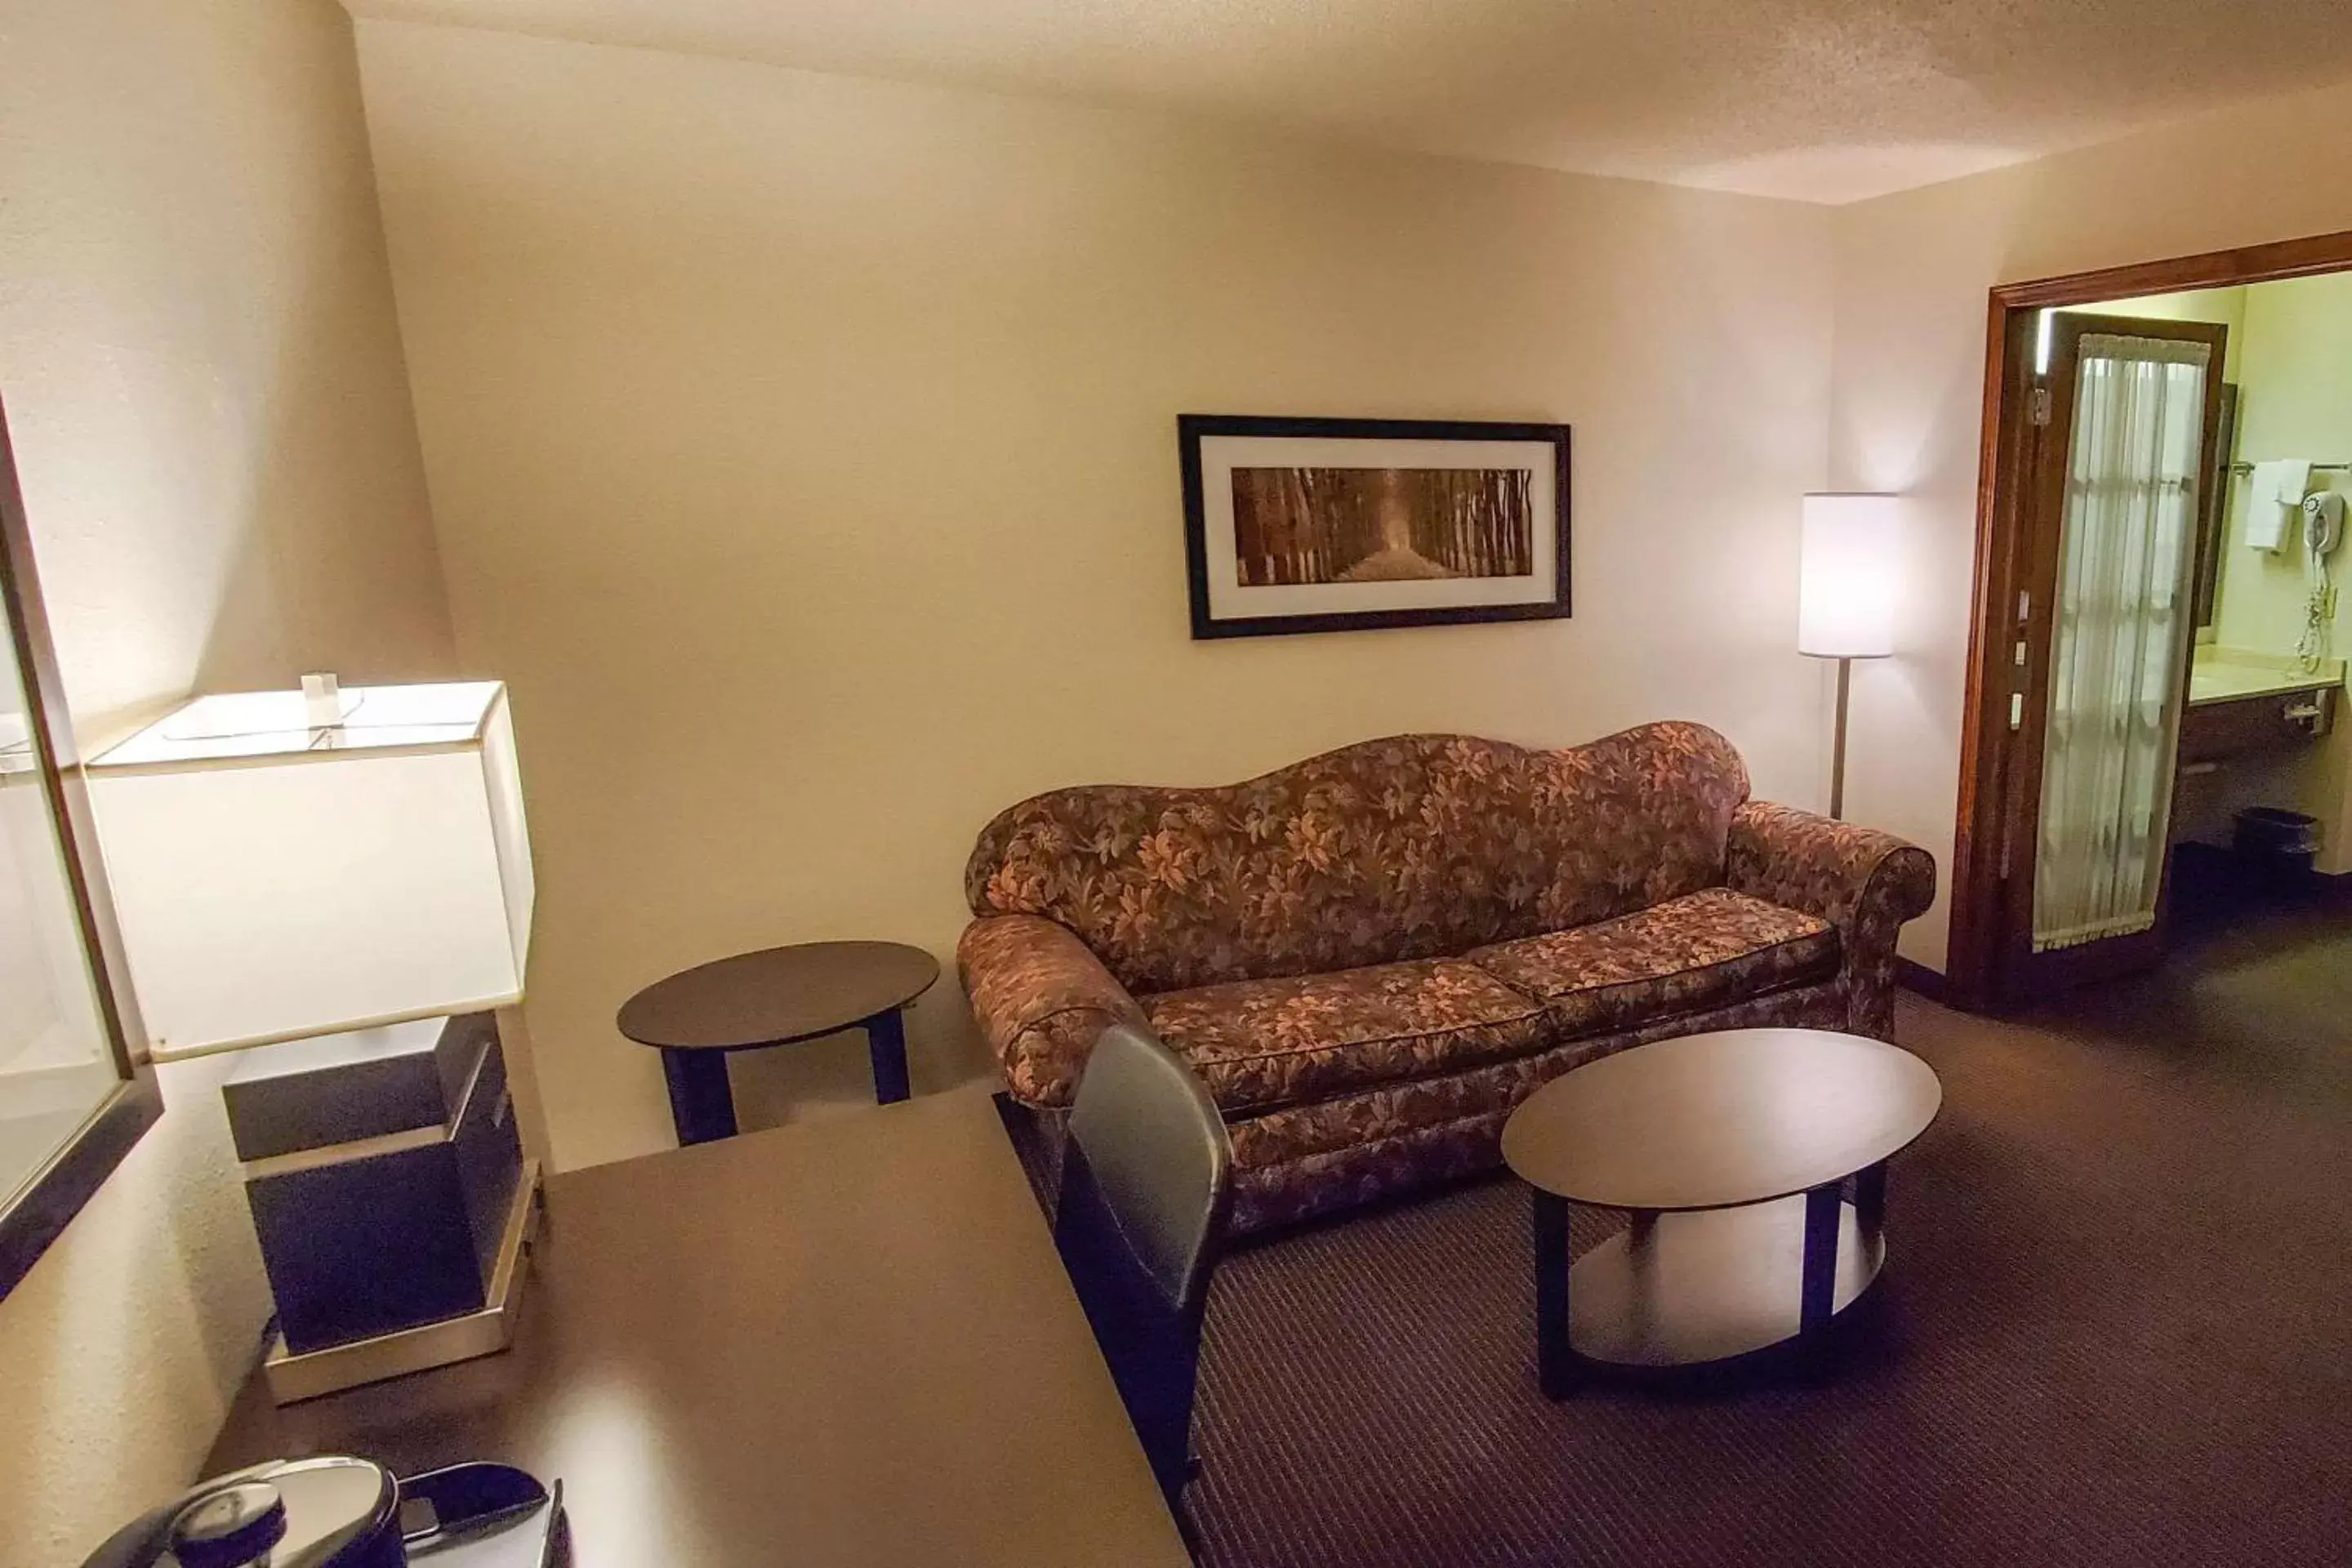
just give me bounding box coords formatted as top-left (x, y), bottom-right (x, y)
top-left (1176, 879), bottom-right (2352, 1566)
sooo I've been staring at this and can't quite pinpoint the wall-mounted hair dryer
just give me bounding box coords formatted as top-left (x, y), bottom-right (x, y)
top-left (2305, 491), bottom-right (2345, 559)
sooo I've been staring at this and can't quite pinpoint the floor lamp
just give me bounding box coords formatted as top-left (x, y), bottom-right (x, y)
top-left (1798, 494), bottom-right (1900, 820)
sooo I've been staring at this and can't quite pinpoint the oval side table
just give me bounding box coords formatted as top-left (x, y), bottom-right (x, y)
top-left (618, 941), bottom-right (939, 1146)
top-left (1502, 1027), bottom-right (1942, 1395)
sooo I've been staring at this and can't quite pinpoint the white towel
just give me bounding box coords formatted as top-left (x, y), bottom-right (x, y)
top-left (2268, 459), bottom-right (2314, 506)
top-left (2247, 460), bottom-right (2312, 550)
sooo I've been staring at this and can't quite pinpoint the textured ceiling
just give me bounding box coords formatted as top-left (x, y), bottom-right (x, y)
top-left (343, 0), bottom-right (2352, 203)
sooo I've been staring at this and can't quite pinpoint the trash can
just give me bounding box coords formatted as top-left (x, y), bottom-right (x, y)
top-left (2233, 806), bottom-right (2322, 880)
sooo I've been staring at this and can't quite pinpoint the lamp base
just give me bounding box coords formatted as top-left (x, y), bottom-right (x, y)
top-left (262, 1161), bottom-right (539, 1405)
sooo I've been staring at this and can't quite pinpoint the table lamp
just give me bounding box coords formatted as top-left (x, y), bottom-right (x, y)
top-left (89, 676), bottom-right (530, 1058)
top-left (1798, 494), bottom-right (1900, 820)
top-left (91, 676), bottom-right (538, 1401)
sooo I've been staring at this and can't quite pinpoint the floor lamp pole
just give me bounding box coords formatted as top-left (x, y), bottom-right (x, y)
top-left (1829, 655), bottom-right (1853, 822)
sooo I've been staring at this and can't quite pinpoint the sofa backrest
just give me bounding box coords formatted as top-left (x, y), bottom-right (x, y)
top-left (964, 721), bottom-right (1752, 996)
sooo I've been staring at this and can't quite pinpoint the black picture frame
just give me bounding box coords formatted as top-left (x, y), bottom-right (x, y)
top-left (0, 394), bottom-right (163, 1300)
top-left (1179, 413), bottom-right (1572, 640)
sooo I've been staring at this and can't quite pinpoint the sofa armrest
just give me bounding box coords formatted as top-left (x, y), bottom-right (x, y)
top-left (1726, 801), bottom-right (1936, 1040)
top-left (958, 915), bottom-right (1151, 1109)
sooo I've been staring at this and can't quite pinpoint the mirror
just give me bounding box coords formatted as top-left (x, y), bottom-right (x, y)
top-left (0, 394), bottom-right (160, 1298)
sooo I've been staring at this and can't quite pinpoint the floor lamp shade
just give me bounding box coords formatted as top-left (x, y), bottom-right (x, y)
top-left (1798, 493), bottom-right (1900, 659)
top-left (90, 682), bottom-right (533, 1061)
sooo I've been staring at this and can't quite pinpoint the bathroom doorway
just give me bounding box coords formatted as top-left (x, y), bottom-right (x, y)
top-left (1949, 231), bottom-right (2352, 1010)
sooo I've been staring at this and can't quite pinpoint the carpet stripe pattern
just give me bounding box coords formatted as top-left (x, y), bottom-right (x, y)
top-left (1170, 906), bottom-right (2352, 1566)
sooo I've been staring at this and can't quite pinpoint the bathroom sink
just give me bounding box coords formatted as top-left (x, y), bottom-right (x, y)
top-left (2187, 660), bottom-right (2341, 707)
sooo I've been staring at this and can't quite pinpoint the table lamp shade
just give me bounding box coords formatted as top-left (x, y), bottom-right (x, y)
top-left (91, 682), bottom-right (532, 1061)
top-left (1797, 493), bottom-right (1900, 659)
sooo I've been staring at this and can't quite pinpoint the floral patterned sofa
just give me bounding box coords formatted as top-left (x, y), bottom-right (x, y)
top-left (959, 722), bottom-right (1936, 1234)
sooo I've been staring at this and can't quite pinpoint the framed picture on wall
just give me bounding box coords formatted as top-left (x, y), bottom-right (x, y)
top-left (1178, 414), bottom-right (1571, 639)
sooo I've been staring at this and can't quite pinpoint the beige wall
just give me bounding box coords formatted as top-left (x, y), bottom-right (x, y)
top-left (0, 0), bottom-right (456, 1559)
top-left (1829, 83), bottom-right (2352, 969)
top-left (352, 20), bottom-right (1840, 1170)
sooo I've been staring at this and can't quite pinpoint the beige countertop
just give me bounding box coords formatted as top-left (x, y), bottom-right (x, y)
top-left (2188, 653), bottom-right (2345, 708)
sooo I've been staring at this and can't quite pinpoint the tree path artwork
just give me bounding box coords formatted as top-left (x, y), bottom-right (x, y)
top-left (1232, 467), bottom-right (1535, 586)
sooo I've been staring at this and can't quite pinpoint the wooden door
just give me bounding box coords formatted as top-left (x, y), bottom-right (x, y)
top-left (1995, 313), bottom-right (2227, 1001)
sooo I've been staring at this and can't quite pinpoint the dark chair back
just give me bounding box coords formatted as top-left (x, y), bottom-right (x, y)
top-left (1054, 1024), bottom-right (1233, 1505)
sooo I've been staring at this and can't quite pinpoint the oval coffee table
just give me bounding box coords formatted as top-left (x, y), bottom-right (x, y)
top-left (1502, 1027), bottom-right (1940, 1396)
top-left (618, 942), bottom-right (939, 1146)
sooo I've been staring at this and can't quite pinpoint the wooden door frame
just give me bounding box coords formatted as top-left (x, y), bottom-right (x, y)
top-left (1946, 227), bottom-right (2352, 1011)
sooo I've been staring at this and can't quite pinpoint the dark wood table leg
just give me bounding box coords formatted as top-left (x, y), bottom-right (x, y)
top-left (1855, 1160), bottom-right (1888, 1248)
top-left (1798, 1181), bottom-right (1842, 1378)
top-left (662, 1049), bottom-right (738, 1145)
top-left (1532, 1188), bottom-right (1577, 1398)
top-left (865, 1008), bottom-right (911, 1105)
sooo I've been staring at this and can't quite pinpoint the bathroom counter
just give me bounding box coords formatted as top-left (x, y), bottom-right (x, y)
top-left (2187, 656), bottom-right (2345, 708)
top-left (2180, 653), bottom-right (2340, 764)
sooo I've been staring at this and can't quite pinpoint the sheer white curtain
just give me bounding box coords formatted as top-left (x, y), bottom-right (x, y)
top-left (2034, 333), bottom-right (2210, 952)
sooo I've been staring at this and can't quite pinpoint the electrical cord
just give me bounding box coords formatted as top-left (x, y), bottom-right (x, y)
top-left (2298, 549), bottom-right (2336, 674)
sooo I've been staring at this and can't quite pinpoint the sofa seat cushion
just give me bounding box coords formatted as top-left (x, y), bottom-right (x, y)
top-left (1140, 960), bottom-right (1548, 1114)
top-left (1466, 887), bottom-right (1838, 1037)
